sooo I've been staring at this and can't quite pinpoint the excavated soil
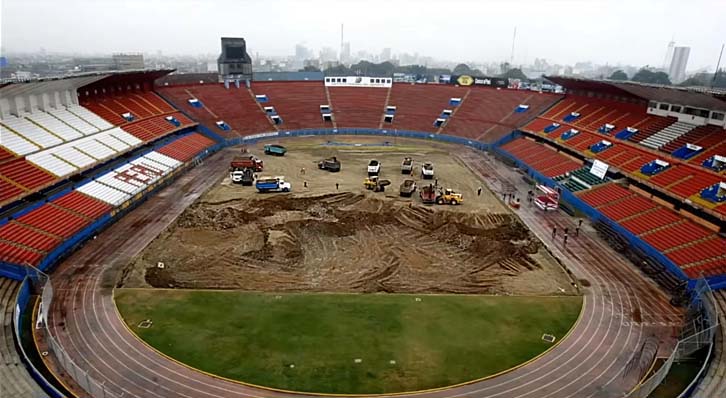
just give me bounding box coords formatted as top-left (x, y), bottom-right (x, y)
top-left (120, 192), bottom-right (575, 295)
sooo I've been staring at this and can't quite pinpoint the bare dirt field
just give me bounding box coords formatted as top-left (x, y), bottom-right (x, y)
top-left (119, 137), bottom-right (576, 296)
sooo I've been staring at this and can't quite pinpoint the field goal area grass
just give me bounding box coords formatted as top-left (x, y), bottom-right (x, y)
top-left (116, 289), bottom-right (581, 394)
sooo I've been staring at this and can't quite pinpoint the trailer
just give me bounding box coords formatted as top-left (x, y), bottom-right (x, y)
top-left (420, 184), bottom-right (437, 204)
top-left (230, 156), bottom-right (263, 172)
top-left (399, 179), bottom-right (417, 197)
top-left (255, 176), bottom-right (292, 193)
top-left (264, 144), bottom-right (287, 156)
top-left (401, 157), bottom-right (414, 174)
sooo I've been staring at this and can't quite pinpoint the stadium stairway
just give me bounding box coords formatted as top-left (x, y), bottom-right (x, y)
top-left (639, 121), bottom-right (697, 150)
top-left (0, 277), bottom-right (47, 397)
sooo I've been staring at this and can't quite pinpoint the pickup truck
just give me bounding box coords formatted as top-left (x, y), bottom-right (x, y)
top-left (230, 156), bottom-right (263, 172)
top-left (368, 160), bottom-right (381, 176)
top-left (230, 168), bottom-right (254, 185)
top-left (401, 157), bottom-right (414, 174)
top-left (421, 162), bottom-right (434, 179)
top-left (399, 179), bottom-right (417, 197)
top-left (255, 176), bottom-right (292, 193)
top-left (264, 144), bottom-right (287, 156)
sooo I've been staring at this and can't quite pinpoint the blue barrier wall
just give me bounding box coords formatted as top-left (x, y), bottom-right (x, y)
top-left (14, 278), bottom-right (65, 398)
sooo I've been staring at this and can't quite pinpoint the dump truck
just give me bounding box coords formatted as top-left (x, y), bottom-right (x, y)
top-left (255, 176), bottom-right (292, 192)
top-left (318, 157), bottom-right (341, 172)
top-left (230, 168), bottom-right (254, 185)
top-left (264, 144), bottom-right (287, 156)
top-left (401, 157), bottom-right (414, 174)
top-left (399, 179), bottom-right (417, 197)
top-left (368, 159), bottom-right (381, 176)
top-left (230, 156), bottom-right (263, 172)
top-left (436, 189), bottom-right (463, 205)
top-left (421, 162), bottom-right (434, 179)
top-left (364, 176), bottom-right (391, 192)
top-left (420, 184), bottom-right (437, 204)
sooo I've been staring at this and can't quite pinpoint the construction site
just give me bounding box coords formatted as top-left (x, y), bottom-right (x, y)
top-left (118, 137), bottom-right (576, 295)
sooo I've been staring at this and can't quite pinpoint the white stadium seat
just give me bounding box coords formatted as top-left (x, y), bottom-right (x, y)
top-left (94, 130), bottom-right (132, 151)
top-left (47, 107), bottom-right (100, 135)
top-left (1, 114), bottom-right (63, 148)
top-left (26, 151), bottom-right (78, 177)
top-left (67, 105), bottom-right (114, 130)
top-left (0, 125), bottom-right (40, 155)
top-left (73, 137), bottom-right (116, 160)
top-left (52, 144), bottom-right (97, 168)
top-left (25, 112), bottom-right (84, 141)
top-left (77, 180), bottom-right (130, 206)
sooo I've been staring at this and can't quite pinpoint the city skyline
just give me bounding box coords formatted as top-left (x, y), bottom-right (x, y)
top-left (2, 0), bottom-right (726, 72)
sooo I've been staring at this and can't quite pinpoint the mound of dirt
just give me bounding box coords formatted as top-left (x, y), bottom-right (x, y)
top-left (120, 192), bottom-right (574, 295)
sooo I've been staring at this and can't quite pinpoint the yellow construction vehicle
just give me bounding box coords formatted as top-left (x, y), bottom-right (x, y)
top-left (436, 189), bottom-right (463, 205)
top-left (363, 176), bottom-right (391, 192)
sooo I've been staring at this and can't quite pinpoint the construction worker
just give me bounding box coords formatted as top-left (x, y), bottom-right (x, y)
top-left (563, 233), bottom-right (569, 246)
top-left (578, 219), bottom-right (583, 227)
top-left (304, 181), bottom-right (308, 188)
top-left (477, 187), bottom-right (482, 196)
top-left (564, 227), bottom-right (569, 236)
top-left (575, 226), bottom-right (580, 237)
top-left (300, 167), bottom-right (306, 175)
top-left (552, 226), bottom-right (557, 239)
top-left (336, 182), bottom-right (339, 190)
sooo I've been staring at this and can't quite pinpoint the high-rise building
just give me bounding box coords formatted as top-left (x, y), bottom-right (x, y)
top-left (668, 46), bottom-right (690, 84)
top-left (112, 53), bottom-right (144, 70)
top-left (341, 42), bottom-right (351, 64)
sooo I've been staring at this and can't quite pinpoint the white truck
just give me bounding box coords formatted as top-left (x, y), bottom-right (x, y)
top-left (421, 162), bottom-right (434, 179)
top-left (368, 159), bottom-right (381, 176)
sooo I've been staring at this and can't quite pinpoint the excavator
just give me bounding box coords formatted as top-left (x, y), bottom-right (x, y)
top-left (363, 176), bottom-right (391, 192)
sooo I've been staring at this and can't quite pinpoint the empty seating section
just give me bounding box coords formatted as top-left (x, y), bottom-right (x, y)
top-left (327, 87), bottom-right (388, 128)
top-left (0, 159), bottom-right (55, 190)
top-left (642, 222), bottom-right (713, 252)
top-left (0, 125), bottom-right (40, 156)
top-left (0, 115), bottom-right (64, 148)
top-left (443, 88), bottom-right (561, 141)
top-left (639, 121), bottom-right (696, 149)
top-left (627, 117), bottom-right (677, 143)
top-left (620, 208), bottom-right (683, 235)
top-left (387, 84), bottom-right (468, 132)
top-left (156, 85), bottom-right (271, 137)
top-left (578, 183), bottom-right (725, 276)
top-left (65, 105), bottom-right (115, 130)
top-left (598, 195), bottom-right (657, 221)
top-left (662, 124), bottom-right (724, 153)
top-left (648, 165), bottom-right (693, 189)
top-left (17, 204), bottom-right (89, 238)
top-left (25, 111), bottom-right (85, 141)
top-left (668, 169), bottom-right (722, 199)
top-left (251, 81), bottom-right (328, 129)
top-left (157, 133), bottom-right (215, 162)
top-left (53, 190), bottom-right (112, 219)
top-left (0, 241), bottom-right (43, 265)
top-left (0, 180), bottom-right (24, 204)
top-left (500, 138), bottom-right (581, 177)
top-left (0, 222), bottom-right (61, 253)
top-left (121, 112), bottom-right (195, 142)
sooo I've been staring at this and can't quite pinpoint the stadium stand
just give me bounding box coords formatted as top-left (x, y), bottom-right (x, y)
top-left (0, 278), bottom-right (46, 397)
top-left (250, 81), bottom-right (328, 130)
top-left (499, 137), bottom-right (581, 177)
top-left (578, 183), bottom-right (726, 277)
top-left (442, 87), bottom-right (561, 141)
top-left (386, 84), bottom-right (468, 132)
top-left (156, 84), bottom-right (272, 137)
top-left (326, 87), bottom-right (389, 128)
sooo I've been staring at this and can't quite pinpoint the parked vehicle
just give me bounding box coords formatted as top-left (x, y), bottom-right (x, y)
top-left (264, 144), bottom-right (287, 156)
top-left (368, 159), bottom-right (381, 176)
top-left (420, 184), bottom-right (437, 204)
top-left (399, 179), bottom-right (417, 197)
top-left (401, 157), bottom-right (414, 174)
top-left (318, 157), bottom-right (341, 172)
top-left (230, 168), bottom-right (254, 185)
top-left (255, 176), bottom-right (292, 192)
top-left (230, 156), bottom-right (263, 172)
top-left (364, 176), bottom-right (391, 192)
top-left (436, 189), bottom-right (463, 205)
top-left (421, 162), bottom-right (434, 179)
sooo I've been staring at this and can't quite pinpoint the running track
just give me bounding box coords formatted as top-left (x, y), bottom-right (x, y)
top-left (46, 145), bottom-right (684, 398)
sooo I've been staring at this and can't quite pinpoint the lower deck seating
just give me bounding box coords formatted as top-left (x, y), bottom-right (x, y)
top-left (327, 87), bottom-right (389, 128)
top-left (156, 133), bottom-right (215, 162)
top-left (250, 81), bottom-right (328, 130)
top-left (577, 183), bottom-right (725, 277)
top-left (387, 84), bottom-right (469, 132)
top-left (500, 138), bottom-right (581, 177)
top-left (0, 278), bottom-right (46, 397)
top-left (0, 159), bottom-right (56, 193)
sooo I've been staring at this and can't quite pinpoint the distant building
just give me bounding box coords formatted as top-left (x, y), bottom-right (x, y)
top-left (341, 42), bottom-right (351, 64)
top-left (381, 48), bottom-right (392, 62)
top-left (668, 46), bottom-right (690, 84)
top-left (112, 53), bottom-right (144, 70)
top-left (218, 37), bottom-right (253, 82)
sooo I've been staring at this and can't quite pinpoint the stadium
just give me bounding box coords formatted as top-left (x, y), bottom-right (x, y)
top-left (1, 32), bottom-right (725, 398)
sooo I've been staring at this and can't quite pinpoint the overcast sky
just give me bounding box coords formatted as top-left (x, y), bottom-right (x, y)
top-left (2, 0), bottom-right (725, 70)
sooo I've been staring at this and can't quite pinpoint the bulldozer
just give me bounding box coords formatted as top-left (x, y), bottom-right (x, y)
top-left (364, 176), bottom-right (391, 192)
top-left (436, 189), bottom-right (463, 205)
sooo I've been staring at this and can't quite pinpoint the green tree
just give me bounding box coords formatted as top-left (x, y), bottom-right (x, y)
top-left (631, 68), bottom-right (671, 85)
top-left (608, 70), bottom-right (628, 81)
top-left (299, 65), bottom-right (321, 72)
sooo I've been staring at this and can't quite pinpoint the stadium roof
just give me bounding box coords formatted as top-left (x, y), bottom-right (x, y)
top-left (546, 76), bottom-right (726, 112)
top-left (0, 74), bottom-right (109, 97)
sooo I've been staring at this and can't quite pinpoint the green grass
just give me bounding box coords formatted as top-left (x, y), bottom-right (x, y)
top-left (115, 289), bottom-right (581, 394)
